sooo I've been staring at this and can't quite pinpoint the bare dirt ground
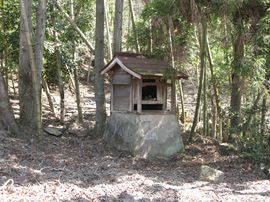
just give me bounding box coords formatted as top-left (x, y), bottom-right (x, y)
top-left (1, 79), bottom-right (270, 202)
top-left (1, 130), bottom-right (269, 202)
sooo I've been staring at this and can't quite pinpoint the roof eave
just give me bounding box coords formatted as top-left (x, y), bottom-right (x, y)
top-left (100, 58), bottom-right (141, 79)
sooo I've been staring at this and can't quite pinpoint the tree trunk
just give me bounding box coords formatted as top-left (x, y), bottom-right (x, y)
top-left (42, 78), bottom-right (55, 116)
top-left (71, 0), bottom-right (83, 122)
top-left (177, 80), bottom-right (186, 123)
top-left (113, 0), bottom-right (123, 53)
top-left (52, 5), bottom-right (65, 123)
top-left (19, 0), bottom-right (33, 128)
top-left (1, 0), bottom-right (9, 90)
top-left (229, 15), bottom-right (245, 142)
top-left (0, 72), bottom-right (19, 134)
top-left (19, 0), bottom-right (47, 135)
top-left (203, 49), bottom-right (207, 136)
top-left (19, 0), bottom-right (42, 135)
top-left (149, 19), bottom-right (153, 53)
top-left (56, 49), bottom-right (65, 123)
top-left (105, 1), bottom-right (113, 59)
top-left (1, 0), bottom-right (5, 76)
top-left (34, 0), bottom-right (47, 134)
top-left (210, 95), bottom-right (217, 138)
top-left (206, 34), bottom-right (221, 137)
top-left (94, 0), bottom-right (106, 136)
top-left (242, 91), bottom-right (262, 137)
top-left (168, 17), bottom-right (185, 120)
top-left (189, 14), bottom-right (207, 142)
top-left (128, 0), bottom-right (140, 53)
top-left (260, 94), bottom-right (267, 135)
top-left (74, 64), bottom-right (83, 122)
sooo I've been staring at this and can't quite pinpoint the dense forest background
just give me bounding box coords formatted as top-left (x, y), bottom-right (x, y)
top-left (0, 0), bottom-right (270, 201)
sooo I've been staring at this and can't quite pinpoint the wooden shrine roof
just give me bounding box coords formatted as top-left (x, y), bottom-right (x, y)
top-left (101, 52), bottom-right (188, 79)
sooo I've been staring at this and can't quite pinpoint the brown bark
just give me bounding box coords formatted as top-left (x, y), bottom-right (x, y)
top-left (56, 49), bottom-right (65, 123)
top-left (94, 0), bottom-right (106, 136)
top-left (0, 72), bottom-right (19, 134)
top-left (128, 0), bottom-right (140, 53)
top-left (260, 94), bottom-right (267, 135)
top-left (105, 2), bottom-right (113, 59)
top-left (113, 0), bottom-right (123, 53)
top-left (167, 17), bottom-right (185, 119)
top-left (206, 35), bottom-right (221, 136)
top-left (203, 48), bottom-right (207, 136)
top-left (42, 78), bottom-right (55, 116)
top-left (71, 0), bottom-right (83, 123)
top-left (189, 14), bottom-right (207, 142)
top-left (19, 0), bottom-right (47, 135)
top-left (229, 15), bottom-right (245, 142)
top-left (19, 0), bottom-right (34, 128)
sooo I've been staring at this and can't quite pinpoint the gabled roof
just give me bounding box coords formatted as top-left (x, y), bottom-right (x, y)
top-left (101, 52), bottom-right (188, 79)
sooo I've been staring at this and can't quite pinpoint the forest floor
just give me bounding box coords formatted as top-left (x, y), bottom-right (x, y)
top-left (1, 77), bottom-right (270, 202)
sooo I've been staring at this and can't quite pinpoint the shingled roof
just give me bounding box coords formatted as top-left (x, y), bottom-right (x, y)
top-left (101, 52), bottom-right (188, 79)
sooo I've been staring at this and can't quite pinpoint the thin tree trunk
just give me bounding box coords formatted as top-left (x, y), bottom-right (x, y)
top-left (56, 49), bottom-right (65, 122)
top-left (210, 95), bottom-right (217, 138)
top-left (260, 94), bottom-right (267, 134)
top-left (166, 19), bottom-right (177, 114)
top-left (71, 0), bottom-right (83, 122)
top-left (203, 50), bottom-right (207, 136)
top-left (206, 35), bottom-right (221, 136)
top-left (168, 17), bottom-right (185, 121)
top-left (0, 71), bottom-right (19, 134)
top-left (1, 0), bottom-right (8, 91)
top-left (52, 5), bottom-right (65, 123)
top-left (105, 1), bottom-right (113, 59)
top-left (177, 80), bottom-right (186, 123)
top-left (128, 0), bottom-right (140, 53)
top-left (10, 74), bottom-right (16, 95)
top-left (68, 68), bottom-right (75, 92)
top-left (229, 15), bottom-right (245, 142)
top-left (74, 64), bottom-right (83, 122)
top-left (149, 19), bottom-right (153, 53)
top-left (1, 0), bottom-right (5, 77)
top-left (34, 0), bottom-right (47, 135)
top-left (113, 0), bottom-right (123, 53)
top-left (189, 14), bottom-right (207, 142)
top-left (87, 54), bottom-right (93, 82)
top-left (94, 0), bottom-right (106, 136)
top-left (42, 78), bottom-right (55, 116)
top-left (242, 91), bottom-right (262, 137)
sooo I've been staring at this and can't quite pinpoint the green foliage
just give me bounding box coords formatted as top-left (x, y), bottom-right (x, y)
top-left (0, 0), bottom-right (20, 72)
top-left (142, 0), bottom-right (175, 19)
top-left (242, 129), bottom-right (270, 163)
top-left (256, 8), bottom-right (270, 54)
top-left (43, 0), bottom-right (95, 85)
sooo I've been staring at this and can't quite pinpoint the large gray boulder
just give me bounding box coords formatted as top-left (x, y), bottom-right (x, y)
top-left (104, 112), bottom-right (184, 159)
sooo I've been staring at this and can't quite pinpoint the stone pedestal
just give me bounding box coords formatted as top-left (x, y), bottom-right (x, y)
top-left (104, 112), bottom-right (184, 159)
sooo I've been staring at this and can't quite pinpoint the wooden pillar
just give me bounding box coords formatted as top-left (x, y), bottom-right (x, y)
top-left (163, 81), bottom-right (167, 110)
top-left (129, 82), bottom-right (133, 112)
top-left (111, 84), bottom-right (114, 112)
top-left (171, 78), bottom-right (176, 113)
top-left (137, 79), bottom-right (142, 113)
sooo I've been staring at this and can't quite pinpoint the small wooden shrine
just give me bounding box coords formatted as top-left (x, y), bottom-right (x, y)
top-left (101, 52), bottom-right (188, 159)
top-left (101, 52), bottom-right (188, 114)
